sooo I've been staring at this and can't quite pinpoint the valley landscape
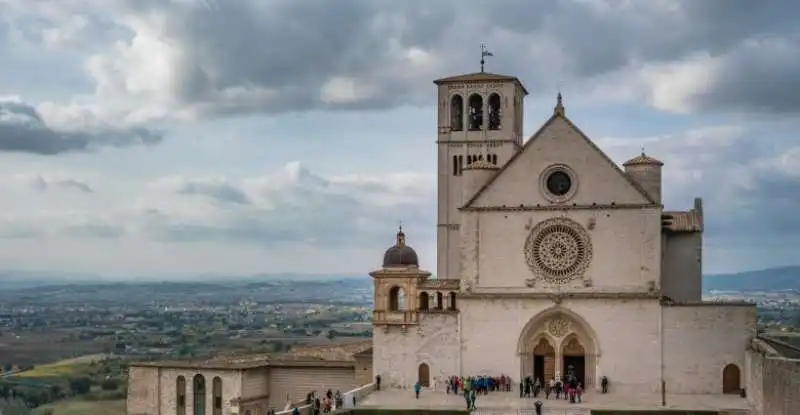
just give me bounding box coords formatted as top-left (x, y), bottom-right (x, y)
top-left (0, 267), bottom-right (798, 414)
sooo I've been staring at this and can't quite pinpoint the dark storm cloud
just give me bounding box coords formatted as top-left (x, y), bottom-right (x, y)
top-left (105, 0), bottom-right (800, 116)
top-left (0, 99), bottom-right (162, 155)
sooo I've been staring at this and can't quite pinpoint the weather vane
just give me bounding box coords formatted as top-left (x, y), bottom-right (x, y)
top-left (480, 44), bottom-right (494, 72)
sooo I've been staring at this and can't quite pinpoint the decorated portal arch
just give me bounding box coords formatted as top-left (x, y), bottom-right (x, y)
top-left (517, 306), bottom-right (601, 388)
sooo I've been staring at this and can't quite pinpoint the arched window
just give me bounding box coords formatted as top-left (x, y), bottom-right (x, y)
top-left (449, 292), bottom-right (457, 310)
top-left (176, 375), bottom-right (187, 415)
top-left (388, 286), bottom-right (405, 311)
top-left (193, 374), bottom-right (206, 415)
top-left (419, 292), bottom-right (429, 311)
top-left (212, 377), bottom-right (222, 415)
top-left (488, 93), bottom-right (501, 130)
top-left (450, 95), bottom-right (464, 131)
top-left (435, 292), bottom-right (443, 310)
top-left (468, 94), bottom-right (483, 131)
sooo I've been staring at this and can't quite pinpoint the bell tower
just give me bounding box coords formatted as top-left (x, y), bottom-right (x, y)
top-left (432, 68), bottom-right (528, 280)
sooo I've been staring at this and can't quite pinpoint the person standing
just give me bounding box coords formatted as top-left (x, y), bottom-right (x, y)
top-left (534, 400), bottom-right (543, 415)
top-left (414, 381), bottom-right (421, 399)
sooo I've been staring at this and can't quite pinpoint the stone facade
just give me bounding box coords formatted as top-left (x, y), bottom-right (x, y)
top-left (369, 71), bottom-right (758, 405)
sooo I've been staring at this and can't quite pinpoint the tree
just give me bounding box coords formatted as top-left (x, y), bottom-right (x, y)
top-left (69, 377), bottom-right (92, 395)
top-left (101, 379), bottom-right (119, 391)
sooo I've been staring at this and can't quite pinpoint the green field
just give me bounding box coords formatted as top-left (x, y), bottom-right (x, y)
top-left (16, 354), bottom-right (107, 379)
top-left (32, 399), bottom-right (126, 415)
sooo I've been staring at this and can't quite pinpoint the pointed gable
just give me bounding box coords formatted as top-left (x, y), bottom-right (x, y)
top-left (463, 112), bottom-right (656, 208)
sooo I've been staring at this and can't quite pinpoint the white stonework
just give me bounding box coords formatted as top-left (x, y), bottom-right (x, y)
top-left (370, 71), bottom-right (758, 405)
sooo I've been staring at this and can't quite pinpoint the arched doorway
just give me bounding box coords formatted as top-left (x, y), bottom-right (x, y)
top-left (516, 307), bottom-right (600, 388)
top-left (532, 338), bottom-right (555, 383)
top-left (417, 363), bottom-right (430, 387)
top-left (562, 336), bottom-right (586, 386)
top-left (722, 364), bottom-right (741, 394)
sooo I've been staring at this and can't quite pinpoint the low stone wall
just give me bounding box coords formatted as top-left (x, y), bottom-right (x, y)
top-left (342, 382), bottom-right (376, 409)
top-left (745, 339), bottom-right (800, 415)
top-left (276, 383), bottom-right (376, 415)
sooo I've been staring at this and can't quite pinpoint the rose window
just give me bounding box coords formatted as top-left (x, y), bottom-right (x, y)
top-left (524, 218), bottom-right (592, 283)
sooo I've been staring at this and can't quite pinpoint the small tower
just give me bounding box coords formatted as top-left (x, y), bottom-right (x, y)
top-left (462, 158), bottom-right (499, 206)
top-left (369, 227), bottom-right (430, 330)
top-left (432, 66), bottom-right (528, 282)
top-left (623, 150), bottom-right (664, 204)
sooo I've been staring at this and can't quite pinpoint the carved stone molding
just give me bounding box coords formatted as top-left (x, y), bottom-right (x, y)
top-left (547, 319), bottom-right (570, 338)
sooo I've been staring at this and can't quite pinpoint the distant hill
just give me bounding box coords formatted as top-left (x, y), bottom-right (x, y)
top-left (704, 266), bottom-right (800, 292)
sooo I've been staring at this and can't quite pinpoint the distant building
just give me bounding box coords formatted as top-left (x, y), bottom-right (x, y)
top-left (126, 341), bottom-right (372, 414)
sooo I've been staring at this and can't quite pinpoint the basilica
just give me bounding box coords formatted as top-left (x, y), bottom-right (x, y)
top-left (369, 70), bottom-right (757, 396)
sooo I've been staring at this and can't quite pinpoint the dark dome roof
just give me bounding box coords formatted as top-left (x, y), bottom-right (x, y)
top-left (382, 228), bottom-right (419, 267)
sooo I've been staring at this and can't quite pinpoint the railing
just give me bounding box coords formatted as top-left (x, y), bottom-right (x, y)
top-left (274, 382), bottom-right (376, 415)
top-left (341, 382), bottom-right (376, 409)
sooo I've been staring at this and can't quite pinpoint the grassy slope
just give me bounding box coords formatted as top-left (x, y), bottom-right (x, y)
top-left (16, 354), bottom-right (107, 378)
top-left (32, 399), bottom-right (126, 415)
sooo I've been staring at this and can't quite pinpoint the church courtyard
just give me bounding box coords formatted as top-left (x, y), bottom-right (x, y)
top-left (357, 389), bottom-right (750, 413)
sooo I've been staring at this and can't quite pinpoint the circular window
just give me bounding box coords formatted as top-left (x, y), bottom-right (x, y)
top-left (524, 217), bottom-right (593, 284)
top-left (539, 165), bottom-right (578, 203)
top-left (546, 171), bottom-right (572, 196)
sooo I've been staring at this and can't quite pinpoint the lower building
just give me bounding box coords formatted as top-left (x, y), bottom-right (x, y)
top-left (126, 341), bottom-right (372, 415)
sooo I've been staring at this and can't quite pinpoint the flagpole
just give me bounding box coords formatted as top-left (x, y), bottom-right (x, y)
top-left (480, 44), bottom-right (485, 72)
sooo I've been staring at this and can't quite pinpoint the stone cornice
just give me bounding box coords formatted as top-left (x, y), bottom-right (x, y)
top-left (419, 279), bottom-right (460, 290)
top-left (436, 139), bottom-right (518, 145)
top-left (459, 291), bottom-right (661, 300)
top-left (661, 300), bottom-right (755, 307)
top-left (460, 203), bottom-right (662, 212)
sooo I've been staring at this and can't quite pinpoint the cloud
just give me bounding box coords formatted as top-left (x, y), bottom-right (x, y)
top-left (139, 162), bottom-right (434, 247)
top-left (3, 0), bottom-right (798, 122)
top-left (0, 97), bottom-right (162, 155)
top-left (0, 162), bottom-right (435, 250)
top-left (598, 122), bottom-right (800, 241)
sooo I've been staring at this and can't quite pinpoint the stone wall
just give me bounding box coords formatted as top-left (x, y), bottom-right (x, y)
top-left (662, 303), bottom-right (756, 394)
top-left (746, 341), bottom-right (800, 415)
top-left (459, 297), bottom-right (662, 394)
top-left (372, 313), bottom-right (459, 389)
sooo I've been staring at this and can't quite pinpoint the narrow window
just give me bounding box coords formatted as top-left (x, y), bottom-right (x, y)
top-left (212, 377), bottom-right (222, 415)
top-left (452, 155), bottom-right (458, 176)
top-left (488, 93), bottom-right (501, 130)
top-left (458, 155), bottom-right (464, 176)
top-left (468, 94), bottom-right (483, 131)
top-left (435, 292), bottom-right (443, 310)
top-left (193, 375), bottom-right (206, 415)
top-left (177, 376), bottom-right (187, 415)
top-left (450, 95), bottom-right (464, 131)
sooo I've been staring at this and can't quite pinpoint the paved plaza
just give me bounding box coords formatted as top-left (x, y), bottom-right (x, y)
top-left (358, 389), bottom-right (750, 413)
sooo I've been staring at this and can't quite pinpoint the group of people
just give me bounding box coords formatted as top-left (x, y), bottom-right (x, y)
top-left (445, 374), bottom-right (513, 395)
top-left (521, 375), bottom-right (584, 403)
top-left (304, 389), bottom-right (345, 414)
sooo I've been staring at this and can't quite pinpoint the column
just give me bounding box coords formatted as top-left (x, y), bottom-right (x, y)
top-left (554, 349), bottom-right (563, 378)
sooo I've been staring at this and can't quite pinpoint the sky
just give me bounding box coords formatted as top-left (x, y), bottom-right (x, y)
top-left (0, 0), bottom-right (799, 278)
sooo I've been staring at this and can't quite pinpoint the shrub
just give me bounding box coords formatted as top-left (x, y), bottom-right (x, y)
top-left (100, 379), bottom-right (119, 391)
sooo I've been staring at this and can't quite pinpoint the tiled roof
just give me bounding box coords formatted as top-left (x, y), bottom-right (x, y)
top-left (130, 340), bottom-right (373, 370)
top-left (623, 153), bottom-right (664, 166)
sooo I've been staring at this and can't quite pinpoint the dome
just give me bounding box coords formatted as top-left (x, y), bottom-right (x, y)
top-left (382, 227), bottom-right (419, 267)
top-left (623, 151), bottom-right (663, 167)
